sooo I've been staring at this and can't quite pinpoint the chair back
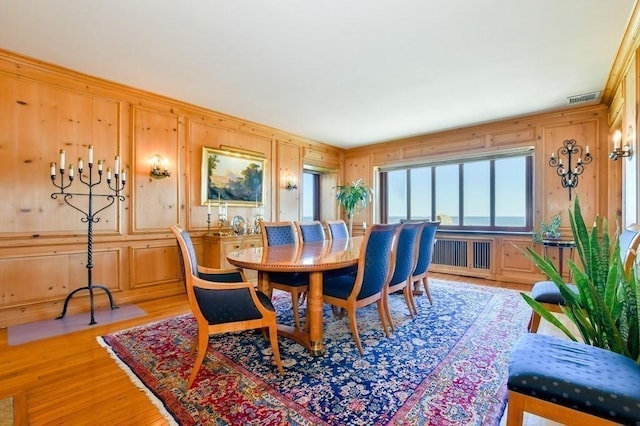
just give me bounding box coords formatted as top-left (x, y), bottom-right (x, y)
top-left (325, 220), bottom-right (349, 239)
top-left (261, 221), bottom-right (298, 247)
top-left (355, 224), bottom-right (400, 299)
top-left (620, 223), bottom-right (640, 273)
top-left (389, 222), bottom-right (425, 286)
top-left (412, 221), bottom-right (440, 276)
top-left (295, 221), bottom-right (326, 242)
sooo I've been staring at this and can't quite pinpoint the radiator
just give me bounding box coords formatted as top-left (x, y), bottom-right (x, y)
top-left (432, 239), bottom-right (491, 270)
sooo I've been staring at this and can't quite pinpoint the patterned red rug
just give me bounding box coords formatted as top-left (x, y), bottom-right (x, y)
top-left (98, 279), bottom-right (530, 425)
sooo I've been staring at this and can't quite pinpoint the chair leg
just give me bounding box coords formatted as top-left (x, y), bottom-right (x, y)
top-left (383, 293), bottom-right (395, 332)
top-left (376, 299), bottom-right (390, 337)
top-left (528, 311), bottom-right (541, 333)
top-left (291, 290), bottom-right (301, 330)
top-left (422, 276), bottom-right (433, 305)
top-left (186, 328), bottom-right (209, 389)
top-left (267, 324), bottom-right (284, 375)
top-left (346, 309), bottom-right (364, 354)
top-left (404, 286), bottom-right (417, 317)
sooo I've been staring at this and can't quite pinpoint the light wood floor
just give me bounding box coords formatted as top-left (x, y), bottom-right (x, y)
top-left (0, 274), bottom-right (566, 425)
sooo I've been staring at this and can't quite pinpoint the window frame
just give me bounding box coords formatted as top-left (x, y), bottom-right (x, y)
top-left (378, 152), bottom-right (533, 232)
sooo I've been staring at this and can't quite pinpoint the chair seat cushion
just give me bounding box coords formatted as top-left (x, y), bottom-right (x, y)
top-left (508, 333), bottom-right (640, 425)
top-left (269, 271), bottom-right (309, 287)
top-left (323, 273), bottom-right (356, 300)
top-left (195, 288), bottom-right (274, 324)
top-left (531, 281), bottom-right (578, 304)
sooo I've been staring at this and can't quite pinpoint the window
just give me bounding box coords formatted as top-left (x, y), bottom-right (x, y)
top-left (379, 153), bottom-right (533, 231)
top-left (302, 171), bottom-right (319, 221)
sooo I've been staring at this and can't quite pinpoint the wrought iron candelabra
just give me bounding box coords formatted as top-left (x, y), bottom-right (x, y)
top-left (548, 139), bottom-right (592, 200)
top-left (50, 146), bottom-right (126, 325)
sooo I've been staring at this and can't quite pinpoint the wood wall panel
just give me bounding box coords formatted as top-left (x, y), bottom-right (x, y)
top-left (277, 141), bottom-right (301, 221)
top-left (187, 120), bottom-right (273, 229)
top-left (345, 106), bottom-right (613, 284)
top-left (132, 107), bottom-right (180, 232)
top-left (130, 244), bottom-right (182, 288)
top-left (343, 153), bottom-right (372, 227)
top-left (0, 50), bottom-right (339, 327)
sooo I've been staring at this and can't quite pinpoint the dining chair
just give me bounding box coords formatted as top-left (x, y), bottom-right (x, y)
top-left (294, 221), bottom-right (326, 243)
top-left (261, 221), bottom-right (309, 330)
top-left (528, 223), bottom-right (640, 332)
top-left (170, 225), bottom-right (283, 388)
top-left (322, 223), bottom-right (401, 354)
top-left (324, 219), bottom-right (350, 239)
top-left (385, 221), bottom-right (425, 329)
top-left (411, 221), bottom-right (440, 304)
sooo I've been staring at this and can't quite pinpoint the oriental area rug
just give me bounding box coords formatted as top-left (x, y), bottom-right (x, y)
top-left (98, 279), bottom-right (531, 425)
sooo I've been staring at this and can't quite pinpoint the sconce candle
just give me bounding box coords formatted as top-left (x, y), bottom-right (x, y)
top-left (609, 128), bottom-right (634, 160)
top-left (78, 158), bottom-right (83, 171)
top-left (88, 145), bottom-right (93, 164)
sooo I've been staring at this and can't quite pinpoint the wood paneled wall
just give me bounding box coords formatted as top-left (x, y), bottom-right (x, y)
top-left (344, 105), bottom-right (619, 284)
top-left (0, 50), bottom-right (343, 327)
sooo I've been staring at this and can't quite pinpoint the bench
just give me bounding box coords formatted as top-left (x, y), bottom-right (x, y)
top-left (507, 333), bottom-right (640, 425)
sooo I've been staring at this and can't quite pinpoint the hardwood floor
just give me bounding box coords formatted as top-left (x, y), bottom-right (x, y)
top-left (0, 274), bottom-right (566, 425)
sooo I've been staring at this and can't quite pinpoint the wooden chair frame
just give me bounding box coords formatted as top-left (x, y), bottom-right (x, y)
top-left (171, 225), bottom-right (283, 388)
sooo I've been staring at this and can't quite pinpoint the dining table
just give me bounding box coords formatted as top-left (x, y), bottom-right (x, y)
top-left (226, 236), bottom-right (363, 356)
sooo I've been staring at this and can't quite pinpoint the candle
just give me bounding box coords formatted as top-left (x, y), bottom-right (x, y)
top-left (114, 156), bottom-right (120, 176)
top-left (78, 158), bottom-right (83, 171)
top-left (558, 159), bottom-right (563, 166)
top-left (68, 164), bottom-right (74, 179)
top-left (121, 170), bottom-right (126, 183)
top-left (208, 202), bottom-right (211, 215)
top-left (88, 145), bottom-right (93, 164)
top-left (98, 160), bottom-right (103, 171)
top-left (614, 131), bottom-right (622, 150)
top-left (106, 167), bottom-right (112, 181)
top-left (585, 145), bottom-right (590, 155)
top-left (550, 152), bottom-right (555, 159)
top-left (50, 162), bottom-right (56, 177)
top-left (59, 149), bottom-right (66, 170)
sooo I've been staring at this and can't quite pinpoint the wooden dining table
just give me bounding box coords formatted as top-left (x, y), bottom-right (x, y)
top-left (226, 236), bottom-right (363, 356)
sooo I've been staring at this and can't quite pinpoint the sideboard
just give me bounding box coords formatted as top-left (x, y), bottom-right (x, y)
top-left (202, 233), bottom-right (263, 282)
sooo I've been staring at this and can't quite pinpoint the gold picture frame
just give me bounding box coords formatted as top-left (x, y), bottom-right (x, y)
top-left (201, 147), bottom-right (265, 206)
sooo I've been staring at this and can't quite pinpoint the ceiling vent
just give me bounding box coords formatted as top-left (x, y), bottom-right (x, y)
top-left (566, 91), bottom-right (601, 105)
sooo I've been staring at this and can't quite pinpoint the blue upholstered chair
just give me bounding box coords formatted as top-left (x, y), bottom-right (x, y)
top-left (170, 225), bottom-right (283, 388)
top-left (529, 223), bottom-right (640, 332)
top-left (325, 219), bottom-right (350, 239)
top-left (385, 222), bottom-right (424, 328)
top-left (260, 221), bottom-right (309, 330)
top-left (295, 221), bottom-right (326, 243)
top-left (411, 221), bottom-right (440, 304)
top-left (322, 223), bottom-right (401, 354)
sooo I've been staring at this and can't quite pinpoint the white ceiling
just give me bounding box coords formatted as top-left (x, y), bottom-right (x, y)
top-left (1, 1), bottom-right (636, 148)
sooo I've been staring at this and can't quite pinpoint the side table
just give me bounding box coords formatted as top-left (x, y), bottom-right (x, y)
top-left (541, 239), bottom-right (575, 277)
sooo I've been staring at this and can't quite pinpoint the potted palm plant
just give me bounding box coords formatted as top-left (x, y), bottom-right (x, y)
top-left (522, 197), bottom-right (640, 361)
top-left (335, 178), bottom-right (373, 236)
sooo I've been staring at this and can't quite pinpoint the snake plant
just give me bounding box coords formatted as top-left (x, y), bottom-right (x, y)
top-left (522, 197), bottom-right (640, 363)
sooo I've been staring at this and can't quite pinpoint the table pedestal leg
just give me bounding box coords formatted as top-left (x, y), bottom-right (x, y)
top-left (307, 271), bottom-right (325, 356)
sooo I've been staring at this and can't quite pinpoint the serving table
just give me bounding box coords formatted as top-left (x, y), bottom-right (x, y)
top-left (227, 237), bottom-right (363, 356)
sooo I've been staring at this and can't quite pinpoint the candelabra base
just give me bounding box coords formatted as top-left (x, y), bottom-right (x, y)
top-left (56, 284), bottom-right (118, 325)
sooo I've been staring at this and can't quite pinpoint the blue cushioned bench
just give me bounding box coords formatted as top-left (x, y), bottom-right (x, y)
top-left (507, 333), bottom-right (640, 425)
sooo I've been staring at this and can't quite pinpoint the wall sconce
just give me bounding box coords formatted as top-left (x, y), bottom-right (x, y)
top-left (609, 126), bottom-right (634, 160)
top-left (285, 175), bottom-right (298, 190)
top-left (150, 154), bottom-right (171, 179)
top-left (548, 139), bottom-right (592, 200)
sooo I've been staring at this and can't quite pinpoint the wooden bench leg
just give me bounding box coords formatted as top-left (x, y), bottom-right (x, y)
top-left (506, 391), bottom-right (525, 426)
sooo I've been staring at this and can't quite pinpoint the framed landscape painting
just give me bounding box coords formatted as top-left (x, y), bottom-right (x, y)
top-left (201, 147), bottom-right (265, 206)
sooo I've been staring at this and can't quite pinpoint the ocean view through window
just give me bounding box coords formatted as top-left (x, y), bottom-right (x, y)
top-left (379, 152), bottom-right (533, 232)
